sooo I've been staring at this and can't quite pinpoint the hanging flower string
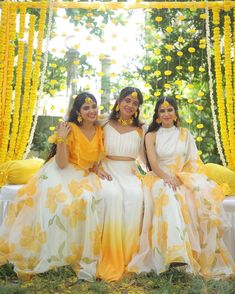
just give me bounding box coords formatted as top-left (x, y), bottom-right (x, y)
top-left (24, 0), bottom-right (55, 159)
top-left (212, 8), bottom-right (232, 167)
top-left (205, 3), bottom-right (226, 166)
top-left (224, 14), bottom-right (235, 169)
top-left (0, 5), bottom-right (17, 164)
top-left (7, 7), bottom-right (26, 161)
top-left (14, 14), bottom-right (36, 158)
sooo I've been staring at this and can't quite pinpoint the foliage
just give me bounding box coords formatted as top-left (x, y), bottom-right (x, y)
top-left (0, 265), bottom-right (235, 294)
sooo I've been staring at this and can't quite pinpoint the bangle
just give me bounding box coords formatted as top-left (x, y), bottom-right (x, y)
top-left (56, 137), bottom-right (65, 143)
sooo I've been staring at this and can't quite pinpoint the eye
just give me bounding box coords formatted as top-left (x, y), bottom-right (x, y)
top-left (159, 109), bottom-right (165, 113)
top-left (168, 108), bottom-right (174, 112)
top-left (82, 106), bottom-right (89, 111)
top-left (92, 104), bottom-right (97, 109)
top-left (133, 101), bottom-right (139, 107)
top-left (124, 98), bottom-right (131, 103)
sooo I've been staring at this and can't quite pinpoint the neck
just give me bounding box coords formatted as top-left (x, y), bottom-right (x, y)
top-left (80, 121), bottom-right (95, 130)
top-left (161, 124), bottom-right (174, 128)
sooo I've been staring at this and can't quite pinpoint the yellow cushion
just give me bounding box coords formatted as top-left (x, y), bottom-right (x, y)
top-left (0, 158), bottom-right (44, 187)
top-left (204, 163), bottom-right (235, 196)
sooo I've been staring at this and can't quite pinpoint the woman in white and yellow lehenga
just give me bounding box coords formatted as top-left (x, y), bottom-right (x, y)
top-left (96, 87), bottom-right (146, 281)
top-left (129, 96), bottom-right (234, 277)
top-left (0, 92), bottom-right (105, 281)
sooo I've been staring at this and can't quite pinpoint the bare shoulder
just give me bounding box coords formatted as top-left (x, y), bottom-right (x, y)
top-left (145, 131), bottom-right (156, 143)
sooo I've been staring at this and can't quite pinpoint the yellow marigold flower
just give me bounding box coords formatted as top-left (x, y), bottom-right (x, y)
top-left (72, 79), bottom-right (78, 83)
top-left (178, 36), bottom-right (185, 43)
top-left (187, 84), bottom-right (194, 89)
top-left (99, 105), bottom-right (104, 111)
top-left (49, 126), bottom-right (55, 131)
top-left (60, 109), bottom-right (65, 113)
top-left (198, 91), bottom-right (205, 97)
top-left (110, 88), bottom-right (115, 93)
top-left (60, 67), bottom-right (66, 72)
top-left (85, 70), bottom-right (91, 75)
top-left (155, 16), bottom-right (163, 22)
top-left (145, 25), bottom-right (151, 31)
top-left (198, 150), bottom-right (202, 156)
top-left (145, 43), bottom-right (152, 49)
top-left (200, 38), bottom-right (206, 44)
top-left (154, 91), bottom-right (161, 97)
top-left (87, 13), bottom-right (93, 17)
top-left (177, 51), bottom-right (183, 57)
top-left (154, 48), bottom-right (161, 55)
top-left (58, 118), bottom-right (63, 122)
top-left (176, 65), bottom-right (183, 70)
top-left (73, 44), bottom-right (80, 50)
top-left (164, 44), bottom-right (173, 51)
top-left (85, 52), bottom-right (91, 57)
top-left (200, 13), bottom-right (206, 19)
top-left (98, 89), bottom-right (104, 94)
top-left (75, 16), bottom-right (81, 21)
top-left (196, 136), bottom-right (203, 142)
top-left (154, 70), bottom-right (161, 77)
top-left (188, 66), bottom-right (194, 72)
top-left (98, 72), bottom-right (105, 77)
top-left (188, 99), bottom-right (194, 104)
top-left (164, 83), bottom-right (171, 89)
top-left (154, 34), bottom-right (161, 40)
top-left (186, 118), bottom-right (193, 124)
top-left (175, 94), bottom-right (182, 99)
top-left (50, 105), bottom-right (56, 111)
top-left (166, 26), bottom-right (173, 33)
top-left (175, 80), bottom-right (183, 86)
top-left (144, 66), bottom-right (151, 71)
top-left (197, 124), bottom-right (204, 129)
top-left (199, 67), bottom-right (205, 72)
top-left (178, 15), bottom-right (185, 21)
top-left (188, 47), bottom-right (196, 53)
top-left (110, 72), bottom-right (117, 78)
top-left (197, 105), bottom-right (204, 111)
top-left (199, 44), bottom-right (206, 49)
top-left (188, 28), bottom-right (196, 34)
top-left (144, 83), bottom-right (151, 89)
top-left (60, 84), bottom-right (66, 90)
top-left (50, 63), bottom-right (57, 68)
top-left (165, 55), bottom-right (172, 61)
top-left (49, 89), bottom-right (56, 96)
top-left (164, 70), bottom-right (172, 76)
top-left (49, 80), bottom-right (57, 85)
top-left (73, 60), bottom-right (80, 65)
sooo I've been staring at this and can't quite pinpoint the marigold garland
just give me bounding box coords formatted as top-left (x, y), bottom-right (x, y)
top-left (223, 14), bottom-right (235, 169)
top-left (0, 6), bottom-right (17, 164)
top-left (6, 7), bottom-right (26, 161)
top-left (205, 5), bottom-right (226, 166)
top-left (17, 5), bottom-right (47, 159)
top-left (212, 8), bottom-right (233, 168)
top-left (14, 14), bottom-right (36, 158)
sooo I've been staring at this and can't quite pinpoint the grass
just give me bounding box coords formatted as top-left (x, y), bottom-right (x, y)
top-left (0, 264), bottom-right (234, 294)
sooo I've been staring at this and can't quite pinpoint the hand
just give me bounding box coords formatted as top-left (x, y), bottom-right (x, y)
top-left (57, 122), bottom-right (71, 139)
top-left (96, 168), bottom-right (112, 181)
top-left (163, 175), bottom-right (181, 191)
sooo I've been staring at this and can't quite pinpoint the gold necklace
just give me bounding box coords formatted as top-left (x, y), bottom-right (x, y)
top-left (117, 117), bottom-right (134, 126)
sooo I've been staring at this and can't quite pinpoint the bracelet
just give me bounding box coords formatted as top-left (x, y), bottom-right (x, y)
top-left (56, 137), bottom-right (65, 143)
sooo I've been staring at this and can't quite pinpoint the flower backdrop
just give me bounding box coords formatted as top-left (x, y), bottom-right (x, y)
top-left (0, 0), bottom-right (234, 170)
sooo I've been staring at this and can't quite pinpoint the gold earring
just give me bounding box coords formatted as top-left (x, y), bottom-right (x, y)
top-left (156, 117), bottom-right (161, 124)
top-left (134, 111), bottom-right (138, 118)
top-left (115, 105), bottom-right (119, 112)
top-left (77, 114), bottom-right (82, 123)
top-left (174, 116), bottom-right (177, 122)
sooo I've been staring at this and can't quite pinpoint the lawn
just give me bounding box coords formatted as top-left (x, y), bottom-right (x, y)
top-left (0, 264), bottom-right (234, 294)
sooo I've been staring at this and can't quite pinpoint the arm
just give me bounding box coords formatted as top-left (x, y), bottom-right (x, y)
top-left (145, 132), bottom-right (181, 190)
top-left (55, 122), bottom-right (71, 169)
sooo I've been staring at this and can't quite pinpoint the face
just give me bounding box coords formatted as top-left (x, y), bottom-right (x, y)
top-left (78, 101), bottom-right (98, 123)
top-left (118, 95), bottom-right (139, 119)
top-left (158, 103), bottom-right (176, 128)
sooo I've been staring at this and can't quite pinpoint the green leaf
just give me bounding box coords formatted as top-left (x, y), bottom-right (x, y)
top-left (40, 175), bottom-right (48, 180)
top-left (91, 196), bottom-right (96, 213)
top-left (56, 216), bottom-right (67, 232)
top-left (48, 256), bottom-right (59, 263)
top-left (48, 215), bottom-right (56, 226)
top-left (82, 257), bottom-right (95, 264)
top-left (58, 241), bottom-right (66, 259)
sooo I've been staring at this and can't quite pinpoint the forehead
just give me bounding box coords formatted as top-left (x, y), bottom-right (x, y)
top-left (81, 101), bottom-right (97, 108)
top-left (158, 103), bottom-right (174, 111)
top-left (122, 94), bottom-right (139, 103)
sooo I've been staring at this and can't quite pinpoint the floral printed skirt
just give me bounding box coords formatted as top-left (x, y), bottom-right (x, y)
top-left (0, 158), bottom-right (103, 281)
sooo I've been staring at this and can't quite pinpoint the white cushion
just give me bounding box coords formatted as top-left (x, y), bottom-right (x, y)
top-left (0, 184), bottom-right (22, 200)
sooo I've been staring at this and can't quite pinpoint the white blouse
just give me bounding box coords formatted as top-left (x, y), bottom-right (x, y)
top-left (103, 123), bottom-right (142, 159)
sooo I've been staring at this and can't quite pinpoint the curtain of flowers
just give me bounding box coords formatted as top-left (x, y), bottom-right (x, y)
top-left (0, 1), bottom-right (234, 169)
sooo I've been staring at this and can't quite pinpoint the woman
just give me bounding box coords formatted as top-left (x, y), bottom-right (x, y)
top-left (96, 86), bottom-right (146, 281)
top-left (129, 97), bottom-right (234, 277)
top-left (0, 92), bottom-right (105, 281)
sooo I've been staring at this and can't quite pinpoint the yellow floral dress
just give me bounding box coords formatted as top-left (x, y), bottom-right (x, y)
top-left (128, 126), bottom-right (234, 277)
top-left (0, 123), bottom-right (105, 281)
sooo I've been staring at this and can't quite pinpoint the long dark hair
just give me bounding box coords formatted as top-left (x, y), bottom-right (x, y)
top-left (145, 96), bottom-right (181, 170)
top-left (45, 92), bottom-right (97, 163)
top-left (110, 86), bottom-right (143, 127)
